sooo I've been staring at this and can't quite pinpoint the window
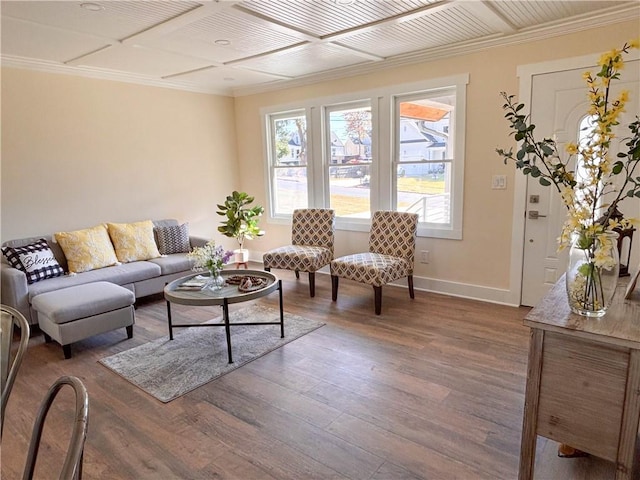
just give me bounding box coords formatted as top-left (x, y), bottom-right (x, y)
top-left (326, 102), bottom-right (372, 219)
top-left (394, 90), bottom-right (455, 226)
top-left (266, 111), bottom-right (308, 215)
top-left (576, 114), bottom-right (608, 214)
top-left (263, 74), bottom-right (468, 238)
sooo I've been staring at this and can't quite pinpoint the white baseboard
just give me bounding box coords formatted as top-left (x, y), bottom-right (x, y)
top-left (251, 253), bottom-right (519, 308)
top-left (409, 275), bottom-right (518, 307)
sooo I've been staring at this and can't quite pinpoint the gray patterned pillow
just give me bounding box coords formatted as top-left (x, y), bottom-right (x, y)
top-left (154, 223), bottom-right (191, 255)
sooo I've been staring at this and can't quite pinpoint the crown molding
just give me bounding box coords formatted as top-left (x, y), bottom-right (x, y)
top-left (0, 55), bottom-right (234, 97)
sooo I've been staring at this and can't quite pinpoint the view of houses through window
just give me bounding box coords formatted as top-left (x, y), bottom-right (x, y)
top-left (269, 111), bottom-right (308, 214)
top-left (326, 103), bottom-right (372, 218)
top-left (395, 93), bottom-right (454, 225)
top-left (264, 76), bottom-right (466, 238)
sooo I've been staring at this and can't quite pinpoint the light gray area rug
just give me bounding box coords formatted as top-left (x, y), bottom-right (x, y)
top-left (99, 304), bottom-right (324, 403)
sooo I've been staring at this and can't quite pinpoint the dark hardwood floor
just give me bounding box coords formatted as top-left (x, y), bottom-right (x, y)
top-left (1, 267), bottom-right (617, 479)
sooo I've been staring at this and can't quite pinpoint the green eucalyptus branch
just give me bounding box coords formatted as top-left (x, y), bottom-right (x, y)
top-left (496, 92), bottom-right (576, 204)
top-left (594, 117), bottom-right (640, 228)
top-left (615, 117), bottom-right (640, 201)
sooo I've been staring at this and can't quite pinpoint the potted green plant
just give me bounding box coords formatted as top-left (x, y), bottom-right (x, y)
top-left (216, 191), bottom-right (265, 263)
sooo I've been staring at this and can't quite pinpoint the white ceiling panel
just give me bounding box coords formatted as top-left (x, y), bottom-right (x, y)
top-left (169, 65), bottom-right (284, 90)
top-left (1, 0), bottom-right (637, 96)
top-left (338, 5), bottom-right (496, 57)
top-left (237, 43), bottom-right (371, 77)
top-left (1, 1), bottom-right (200, 41)
top-left (72, 44), bottom-right (212, 77)
top-left (1, 17), bottom-right (110, 63)
top-left (150, 8), bottom-right (304, 60)
top-left (491, 1), bottom-right (628, 29)
top-left (137, 33), bottom-right (242, 65)
top-left (238, 0), bottom-right (438, 37)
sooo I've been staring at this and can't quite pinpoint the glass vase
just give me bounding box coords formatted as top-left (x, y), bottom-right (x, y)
top-left (203, 270), bottom-right (225, 291)
top-left (565, 231), bottom-right (620, 317)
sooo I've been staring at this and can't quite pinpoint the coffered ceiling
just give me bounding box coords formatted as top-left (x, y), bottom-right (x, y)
top-left (1, 1), bottom-right (638, 96)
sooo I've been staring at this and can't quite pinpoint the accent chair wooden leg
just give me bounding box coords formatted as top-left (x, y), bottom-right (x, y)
top-left (264, 267), bottom-right (270, 272)
top-left (43, 333), bottom-right (52, 343)
top-left (374, 286), bottom-right (382, 315)
top-left (308, 272), bottom-right (316, 297)
top-left (331, 275), bottom-right (339, 301)
top-left (126, 325), bottom-right (133, 339)
top-left (295, 270), bottom-right (300, 279)
top-left (408, 275), bottom-right (415, 299)
top-left (62, 344), bottom-right (72, 359)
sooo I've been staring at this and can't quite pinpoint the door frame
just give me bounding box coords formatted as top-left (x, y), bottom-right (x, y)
top-left (507, 50), bottom-right (640, 306)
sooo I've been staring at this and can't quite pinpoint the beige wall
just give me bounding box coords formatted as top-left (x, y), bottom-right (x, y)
top-left (1, 69), bottom-right (238, 244)
top-left (235, 21), bottom-right (640, 297)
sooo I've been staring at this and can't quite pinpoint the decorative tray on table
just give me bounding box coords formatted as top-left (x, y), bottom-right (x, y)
top-left (226, 275), bottom-right (269, 292)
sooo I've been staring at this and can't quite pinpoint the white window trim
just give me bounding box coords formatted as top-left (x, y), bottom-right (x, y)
top-left (390, 82), bottom-right (466, 239)
top-left (324, 99), bottom-right (375, 232)
top-left (261, 73), bottom-right (469, 239)
top-left (261, 107), bottom-right (310, 225)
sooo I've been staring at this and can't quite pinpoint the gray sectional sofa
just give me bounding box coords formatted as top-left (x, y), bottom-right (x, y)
top-left (1, 219), bottom-right (207, 326)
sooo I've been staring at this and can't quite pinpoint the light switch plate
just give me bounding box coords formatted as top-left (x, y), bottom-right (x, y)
top-left (492, 175), bottom-right (507, 189)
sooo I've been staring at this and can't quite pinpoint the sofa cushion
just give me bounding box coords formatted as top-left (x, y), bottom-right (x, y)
top-left (1, 239), bottom-right (64, 284)
top-left (154, 223), bottom-right (191, 255)
top-left (55, 224), bottom-right (119, 273)
top-left (27, 261), bottom-right (161, 302)
top-left (107, 220), bottom-right (161, 263)
top-left (147, 254), bottom-right (193, 275)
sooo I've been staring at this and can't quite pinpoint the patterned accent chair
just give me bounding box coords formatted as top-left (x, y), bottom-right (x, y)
top-left (263, 209), bottom-right (335, 297)
top-left (330, 211), bottom-right (418, 315)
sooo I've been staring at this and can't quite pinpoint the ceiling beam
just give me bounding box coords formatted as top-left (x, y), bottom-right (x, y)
top-left (322, 0), bottom-right (457, 42)
top-left (121, 1), bottom-right (240, 45)
top-left (461, 1), bottom-right (518, 34)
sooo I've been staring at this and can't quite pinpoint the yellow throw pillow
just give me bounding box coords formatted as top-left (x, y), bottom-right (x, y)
top-left (107, 220), bottom-right (161, 263)
top-left (55, 224), bottom-right (119, 273)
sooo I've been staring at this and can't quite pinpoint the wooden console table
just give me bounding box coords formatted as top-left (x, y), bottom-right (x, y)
top-left (519, 276), bottom-right (640, 479)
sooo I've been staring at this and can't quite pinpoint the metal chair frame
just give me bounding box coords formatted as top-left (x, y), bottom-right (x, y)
top-left (23, 376), bottom-right (89, 480)
top-left (1, 304), bottom-right (30, 437)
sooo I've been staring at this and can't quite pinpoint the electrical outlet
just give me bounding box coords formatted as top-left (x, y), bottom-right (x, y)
top-left (420, 250), bottom-right (429, 264)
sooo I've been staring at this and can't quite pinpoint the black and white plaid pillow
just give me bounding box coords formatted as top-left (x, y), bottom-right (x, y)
top-left (2, 239), bottom-right (65, 284)
top-left (154, 223), bottom-right (191, 255)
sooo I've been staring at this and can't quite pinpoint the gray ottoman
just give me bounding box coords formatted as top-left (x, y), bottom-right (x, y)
top-left (32, 282), bottom-right (135, 359)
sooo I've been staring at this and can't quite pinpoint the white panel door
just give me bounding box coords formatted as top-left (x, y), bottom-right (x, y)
top-left (521, 60), bottom-right (640, 307)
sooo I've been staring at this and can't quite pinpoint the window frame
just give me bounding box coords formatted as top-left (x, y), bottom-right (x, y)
top-left (391, 84), bottom-right (465, 239)
top-left (261, 74), bottom-right (468, 238)
top-left (263, 108), bottom-right (311, 221)
top-left (324, 99), bottom-right (374, 227)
